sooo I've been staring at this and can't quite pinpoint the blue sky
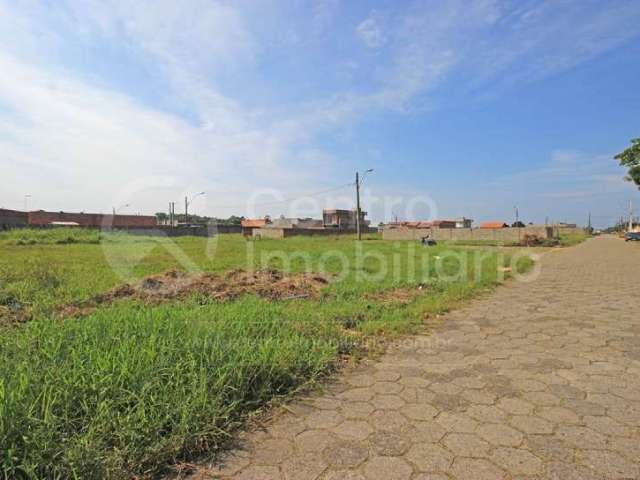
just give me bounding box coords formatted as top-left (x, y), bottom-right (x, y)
top-left (1, 0), bottom-right (639, 227)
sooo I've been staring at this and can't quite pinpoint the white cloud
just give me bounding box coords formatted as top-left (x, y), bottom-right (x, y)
top-left (0, 1), bottom-right (346, 216)
top-left (67, 0), bottom-right (256, 71)
top-left (0, 50), bottom-right (335, 217)
top-left (356, 15), bottom-right (385, 48)
top-left (465, 0), bottom-right (640, 90)
top-left (312, 0), bottom-right (341, 36)
top-left (487, 149), bottom-right (629, 190)
top-left (476, 149), bottom-right (637, 225)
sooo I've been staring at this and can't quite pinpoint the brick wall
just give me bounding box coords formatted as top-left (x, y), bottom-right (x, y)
top-left (554, 226), bottom-right (587, 237)
top-left (382, 226), bottom-right (553, 242)
top-left (0, 209), bottom-right (28, 229)
top-left (253, 227), bottom-right (371, 238)
top-left (28, 211), bottom-right (156, 227)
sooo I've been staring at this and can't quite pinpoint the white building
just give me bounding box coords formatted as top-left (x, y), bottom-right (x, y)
top-left (455, 217), bottom-right (473, 228)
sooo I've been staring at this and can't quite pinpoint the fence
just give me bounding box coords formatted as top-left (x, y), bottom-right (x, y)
top-left (253, 227), bottom-right (373, 239)
top-left (105, 225), bottom-right (241, 237)
top-left (0, 209), bottom-right (28, 230)
top-left (382, 226), bottom-right (555, 242)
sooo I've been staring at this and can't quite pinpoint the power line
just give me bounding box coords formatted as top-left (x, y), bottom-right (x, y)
top-left (201, 182), bottom-right (355, 210)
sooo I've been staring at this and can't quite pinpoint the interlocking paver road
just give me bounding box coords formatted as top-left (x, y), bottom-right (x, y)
top-left (206, 236), bottom-right (640, 479)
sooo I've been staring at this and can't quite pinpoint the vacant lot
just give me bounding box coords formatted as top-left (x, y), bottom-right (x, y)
top-left (0, 229), bottom-right (532, 479)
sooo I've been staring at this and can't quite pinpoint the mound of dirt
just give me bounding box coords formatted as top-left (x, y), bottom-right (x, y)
top-left (61, 270), bottom-right (331, 317)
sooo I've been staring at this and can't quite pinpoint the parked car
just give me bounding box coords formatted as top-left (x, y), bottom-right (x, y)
top-left (625, 232), bottom-right (640, 241)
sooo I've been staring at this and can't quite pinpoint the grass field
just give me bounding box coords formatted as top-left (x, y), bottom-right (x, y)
top-left (558, 232), bottom-right (591, 247)
top-left (0, 229), bottom-right (534, 479)
top-left (446, 233), bottom-right (591, 248)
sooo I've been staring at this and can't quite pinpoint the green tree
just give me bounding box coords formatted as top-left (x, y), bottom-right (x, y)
top-left (614, 138), bottom-right (640, 188)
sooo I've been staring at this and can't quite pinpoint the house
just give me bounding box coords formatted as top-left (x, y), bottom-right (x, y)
top-left (429, 220), bottom-right (457, 229)
top-left (396, 221), bottom-right (433, 229)
top-left (480, 221), bottom-right (509, 229)
top-left (323, 209), bottom-right (369, 229)
top-left (241, 218), bottom-right (270, 236)
top-left (270, 217), bottom-right (324, 229)
top-left (455, 217), bottom-right (473, 229)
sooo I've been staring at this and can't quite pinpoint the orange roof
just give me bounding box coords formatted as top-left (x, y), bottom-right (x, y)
top-left (394, 220), bottom-right (456, 229)
top-left (241, 219), bottom-right (268, 228)
top-left (480, 222), bottom-right (508, 229)
top-left (403, 221), bottom-right (431, 228)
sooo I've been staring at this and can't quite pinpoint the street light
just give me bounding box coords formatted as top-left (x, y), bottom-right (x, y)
top-left (355, 169), bottom-right (374, 240)
top-left (112, 203), bottom-right (131, 215)
top-left (185, 192), bottom-right (206, 224)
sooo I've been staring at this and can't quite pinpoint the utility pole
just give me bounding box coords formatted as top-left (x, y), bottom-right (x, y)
top-left (355, 171), bottom-right (361, 240)
top-left (588, 211), bottom-right (592, 231)
top-left (183, 192), bottom-right (205, 227)
top-left (354, 170), bottom-right (372, 241)
top-left (514, 206), bottom-right (519, 226)
top-left (629, 199), bottom-right (634, 232)
top-left (112, 203), bottom-right (130, 217)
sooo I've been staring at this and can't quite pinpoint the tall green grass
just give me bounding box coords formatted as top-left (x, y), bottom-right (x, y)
top-left (0, 228), bottom-right (100, 245)
top-left (0, 228), bottom-right (164, 246)
top-left (0, 298), bottom-right (344, 479)
top-left (558, 232), bottom-right (590, 247)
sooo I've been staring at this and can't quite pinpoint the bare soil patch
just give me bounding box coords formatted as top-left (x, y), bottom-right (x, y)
top-left (60, 269), bottom-right (330, 317)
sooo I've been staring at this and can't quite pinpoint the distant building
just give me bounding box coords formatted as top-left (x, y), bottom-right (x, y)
top-left (480, 221), bottom-right (509, 229)
top-left (323, 209), bottom-right (370, 229)
top-left (455, 217), bottom-right (473, 229)
top-left (241, 218), bottom-right (270, 236)
top-left (430, 220), bottom-right (457, 229)
top-left (270, 217), bottom-right (324, 229)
